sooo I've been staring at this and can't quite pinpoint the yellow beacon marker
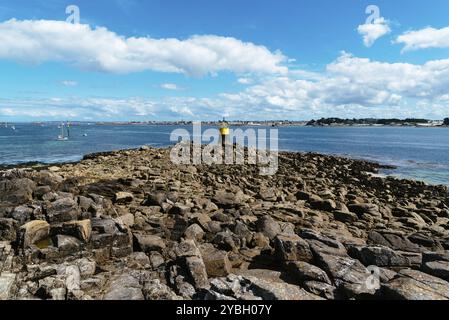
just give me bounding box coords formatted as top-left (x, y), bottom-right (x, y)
top-left (219, 118), bottom-right (230, 136)
top-left (220, 126), bottom-right (230, 136)
top-left (219, 118), bottom-right (230, 148)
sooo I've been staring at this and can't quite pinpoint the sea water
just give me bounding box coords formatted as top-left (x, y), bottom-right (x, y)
top-left (1, 124), bottom-right (448, 185)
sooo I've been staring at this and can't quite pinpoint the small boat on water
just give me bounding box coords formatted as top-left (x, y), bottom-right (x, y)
top-left (57, 123), bottom-right (69, 141)
top-left (3, 122), bottom-right (15, 130)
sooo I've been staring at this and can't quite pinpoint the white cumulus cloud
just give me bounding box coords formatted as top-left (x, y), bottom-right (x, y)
top-left (212, 53), bottom-right (449, 119)
top-left (3, 53), bottom-right (449, 121)
top-left (160, 83), bottom-right (183, 90)
top-left (396, 26), bottom-right (449, 51)
top-left (237, 78), bottom-right (253, 85)
top-left (0, 19), bottom-right (288, 76)
top-left (357, 17), bottom-right (391, 47)
top-left (61, 80), bottom-right (78, 87)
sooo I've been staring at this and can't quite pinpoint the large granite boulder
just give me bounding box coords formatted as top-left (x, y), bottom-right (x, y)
top-left (348, 246), bottom-right (421, 268)
top-left (422, 261), bottom-right (449, 281)
top-left (103, 273), bottom-right (144, 300)
top-left (0, 219), bottom-right (17, 241)
top-left (0, 178), bottom-right (36, 205)
top-left (18, 220), bottom-right (50, 248)
top-left (382, 269), bottom-right (449, 300)
top-left (46, 198), bottom-right (80, 223)
top-left (274, 234), bottom-right (314, 263)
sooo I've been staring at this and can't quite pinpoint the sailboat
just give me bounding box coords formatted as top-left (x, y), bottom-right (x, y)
top-left (57, 123), bottom-right (69, 141)
top-left (66, 121), bottom-right (71, 138)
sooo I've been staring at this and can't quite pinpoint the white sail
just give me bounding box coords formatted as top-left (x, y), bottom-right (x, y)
top-left (57, 123), bottom-right (68, 141)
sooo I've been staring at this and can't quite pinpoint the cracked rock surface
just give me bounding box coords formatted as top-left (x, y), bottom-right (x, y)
top-left (0, 146), bottom-right (449, 300)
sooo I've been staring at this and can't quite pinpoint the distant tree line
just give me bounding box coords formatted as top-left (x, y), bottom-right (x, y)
top-left (307, 118), bottom-right (435, 126)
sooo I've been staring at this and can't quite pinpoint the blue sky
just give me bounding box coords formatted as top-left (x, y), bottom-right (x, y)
top-left (1, 0), bottom-right (449, 121)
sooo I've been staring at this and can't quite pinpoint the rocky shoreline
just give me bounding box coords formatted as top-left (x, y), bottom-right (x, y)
top-left (1, 146), bottom-right (449, 300)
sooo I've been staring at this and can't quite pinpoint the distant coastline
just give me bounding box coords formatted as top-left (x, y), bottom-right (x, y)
top-left (305, 117), bottom-right (449, 127)
top-left (4, 117), bottom-right (449, 128)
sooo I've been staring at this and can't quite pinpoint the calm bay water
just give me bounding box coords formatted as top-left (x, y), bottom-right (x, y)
top-left (1, 124), bottom-right (449, 185)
